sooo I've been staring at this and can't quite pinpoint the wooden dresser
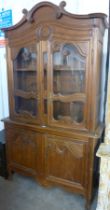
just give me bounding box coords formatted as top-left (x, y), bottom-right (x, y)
top-left (3, 2), bottom-right (107, 209)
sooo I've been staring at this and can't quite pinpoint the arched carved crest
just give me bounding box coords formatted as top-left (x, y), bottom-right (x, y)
top-left (22, 1), bottom-right (67, 23)
top-left (2, 1), bottom-right (107, 32)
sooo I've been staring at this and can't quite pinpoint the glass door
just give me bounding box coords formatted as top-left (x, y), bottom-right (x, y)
top-left (13, 44), bottom-right (40, 123)
top-left (48, 41), bottom-right (88, 130)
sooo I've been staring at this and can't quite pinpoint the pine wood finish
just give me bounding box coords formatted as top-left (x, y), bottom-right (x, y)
top-left (3, 2), bottom-right (107, 209)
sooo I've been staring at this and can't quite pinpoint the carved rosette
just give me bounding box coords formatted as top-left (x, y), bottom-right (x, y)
top-left (36, 25), bottom-right (53, 41)
top-left (22, 1), bottom-right (67, 24)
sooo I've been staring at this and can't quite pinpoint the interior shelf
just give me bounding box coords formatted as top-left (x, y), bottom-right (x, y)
top-left (53, 65), bottom-right (85, 71)
top-left (15, 68), bottom-right (36, 72)
top-left (44, 64), bottom-right (85, 71)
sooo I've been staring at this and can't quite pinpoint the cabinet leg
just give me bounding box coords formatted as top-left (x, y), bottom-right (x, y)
top-left (85, 199), bottom-right (90, 210)
top-left (7, 167), bottom-right (13, 180)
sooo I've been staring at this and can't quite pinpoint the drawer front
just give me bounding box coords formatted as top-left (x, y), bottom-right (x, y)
top-left (45, 135), bottom-right (89, 192)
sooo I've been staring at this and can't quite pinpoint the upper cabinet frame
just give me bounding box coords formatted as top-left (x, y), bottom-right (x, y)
top-left (3, 1), bottom-right (108, 132)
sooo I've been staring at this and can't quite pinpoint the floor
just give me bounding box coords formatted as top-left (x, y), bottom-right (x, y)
top-left (0, 173), bottom-right (97, 210)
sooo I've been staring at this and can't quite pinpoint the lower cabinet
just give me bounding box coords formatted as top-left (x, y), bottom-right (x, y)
top-left (5, 122), bottom-right (98, 210)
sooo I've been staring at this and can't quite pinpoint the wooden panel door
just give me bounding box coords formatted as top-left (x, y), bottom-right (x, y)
top-left (6, 126), bottom-right (41, 177)
top-left (45, 135), bottom-right (89, 194)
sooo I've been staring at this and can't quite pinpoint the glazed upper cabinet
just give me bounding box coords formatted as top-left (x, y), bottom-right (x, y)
top-left (5, 2), bottom-right (107, 133)
top-left (10, 35), bottom-right (91, 131)
top-left (6, 0), bottom-right (107, 133)
top-left (3, 2), bottom-right (107, 210)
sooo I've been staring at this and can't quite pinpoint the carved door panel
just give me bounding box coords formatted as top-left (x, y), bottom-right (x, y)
top-left (6, 127), bottom-right (41, 176)
top-left (48, 40), bottom-right (90, 130)
top-left (45, 135), bottom-right (88, 191)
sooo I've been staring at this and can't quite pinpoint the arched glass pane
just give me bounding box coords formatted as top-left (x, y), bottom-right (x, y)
top-left (53, 44), bottom-right (85, 95)
top-left (13, 46), bottom-right (37, 92)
